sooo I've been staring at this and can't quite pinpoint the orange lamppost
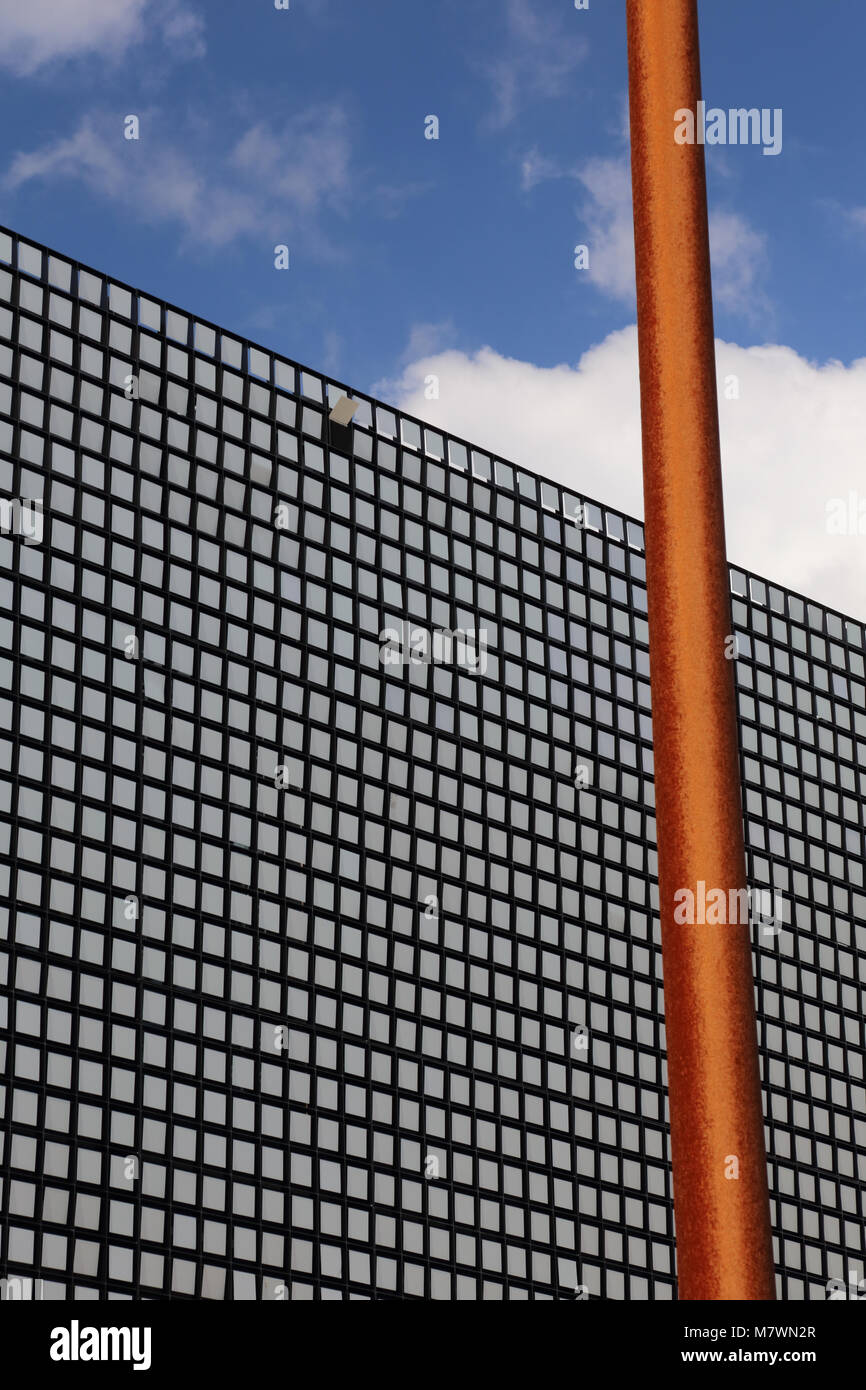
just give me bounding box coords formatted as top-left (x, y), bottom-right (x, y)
top-left (625, 0), bottom-right (776, 1299)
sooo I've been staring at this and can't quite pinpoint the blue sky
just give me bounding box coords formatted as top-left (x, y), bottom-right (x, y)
top-left (2, 0), bottom-right (864, 384)
top-left (0, 0), bottom-right (864, 615)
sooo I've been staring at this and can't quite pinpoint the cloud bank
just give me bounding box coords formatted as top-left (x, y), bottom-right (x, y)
top-left (524, 152), bottom-right (770, 324)
top-left (379, 327), bottom-right (866, 622)
top-left (0, 0), bottom-right (204, 73)
top-left (4, 106), bottom-right (351, 250)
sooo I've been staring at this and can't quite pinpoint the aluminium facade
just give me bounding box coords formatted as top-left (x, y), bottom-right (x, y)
top-left (0, 224), bottom-right (864, 1301)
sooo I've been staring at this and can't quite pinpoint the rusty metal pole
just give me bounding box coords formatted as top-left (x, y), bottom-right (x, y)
top-left (625, 0), bottom-right (776, 1300)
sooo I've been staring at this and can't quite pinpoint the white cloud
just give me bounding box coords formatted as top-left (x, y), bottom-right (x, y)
top-left (522, 152), bottom-right (770, 321)
top-left (399, 321), bottom-right (456, 365)
top-left (377, 329), bottom-right (866, 622)
top-left (0, 0), bottom-right (204, 74)
top-left (229, 108), bottom-right (351, 214)
top-left (575, 157), bottom-right (638, 304)
top-left (4, 106), bottom-right (351, 249)
top-left (481, 0), bottom-right (589, 130)
top-left (520, 148), bottom-right (562, 193)
top-left (576, 158), bottom-right (770, 321)
top-left (707, 210), bottom-right (769, 320)
top-left (158, 0), bottom-right (206, 59)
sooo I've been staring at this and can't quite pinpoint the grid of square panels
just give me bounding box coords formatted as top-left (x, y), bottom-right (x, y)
top-left (0, 225), bottom-right (863, 1300)
top-left (730, 572), bottom-right (866, 1298)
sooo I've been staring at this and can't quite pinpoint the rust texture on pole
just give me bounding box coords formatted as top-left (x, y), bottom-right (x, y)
top-left (625, 0), bottom-right (776, 1300)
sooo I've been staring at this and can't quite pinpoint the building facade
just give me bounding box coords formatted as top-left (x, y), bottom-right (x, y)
top-left (0, 225), bottom-right (864, 1300)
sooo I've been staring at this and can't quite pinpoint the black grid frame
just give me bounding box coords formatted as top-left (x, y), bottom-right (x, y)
top-left (0, 224), bottom-right (864, 1300)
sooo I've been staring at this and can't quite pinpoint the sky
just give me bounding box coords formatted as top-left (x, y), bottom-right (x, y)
top-left (0, 0), bottom-right (864, 619)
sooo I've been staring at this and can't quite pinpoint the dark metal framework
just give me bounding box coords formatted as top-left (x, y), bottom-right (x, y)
top-left (0, 225), bottom-right (863, 1300)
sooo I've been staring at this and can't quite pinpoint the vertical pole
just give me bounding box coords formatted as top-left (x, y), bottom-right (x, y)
top-left (625, 0), bottom-right (776, 1299)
